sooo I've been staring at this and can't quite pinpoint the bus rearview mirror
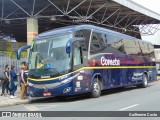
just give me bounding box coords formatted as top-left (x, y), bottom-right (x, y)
top-left (17, 45), bottom-right (31, 60)
top-left (66, 40), bottom-right (71, 54)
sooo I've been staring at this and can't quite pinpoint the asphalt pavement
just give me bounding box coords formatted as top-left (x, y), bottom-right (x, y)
top-left (0, 77), bottom-right (160, 120)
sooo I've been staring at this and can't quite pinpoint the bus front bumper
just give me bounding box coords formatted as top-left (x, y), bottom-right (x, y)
top-left (28, 81), bottom-right (74, 97)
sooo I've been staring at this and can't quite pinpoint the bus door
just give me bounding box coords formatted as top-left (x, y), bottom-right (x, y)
top-left (71, 39), bottom-right (91, 92)
top-left (72, 40), bottom-right (84, 70)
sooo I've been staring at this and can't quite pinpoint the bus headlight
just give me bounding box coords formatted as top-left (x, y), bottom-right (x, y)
top-left (77, 75), bottom-right (83, 80)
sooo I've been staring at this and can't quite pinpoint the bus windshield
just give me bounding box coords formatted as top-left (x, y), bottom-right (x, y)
top-left (29, 34), bottom-right (72, 76)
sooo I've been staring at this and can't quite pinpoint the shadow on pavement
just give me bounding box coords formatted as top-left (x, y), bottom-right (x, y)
top-left (29, 83), bottom-right (155, 104)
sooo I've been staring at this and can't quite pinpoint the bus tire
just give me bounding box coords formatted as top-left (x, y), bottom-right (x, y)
top-left (137, 74), bottom-right (148, 88)
top-left (90, 78), bottom-right (101, 98)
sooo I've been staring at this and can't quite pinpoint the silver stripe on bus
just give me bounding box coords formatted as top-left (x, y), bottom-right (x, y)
top-left (30, 73), bottom-right (80, 89)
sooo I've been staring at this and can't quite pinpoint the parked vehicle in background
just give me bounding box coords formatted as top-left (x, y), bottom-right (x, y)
top-left (157, 69), bottom-right (160, 76)
top-left (2, 35), bottom-right (17, 42)
top-left (0, 33), bottom-right (17, 42)
top-left (156, 64), bottom-right (160, 76)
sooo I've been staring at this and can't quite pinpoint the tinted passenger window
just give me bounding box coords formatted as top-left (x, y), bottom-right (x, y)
top-left (105, 33), bottom-right (126, 54)
top-left (74, 29), bottom-right (91, 51)
top-left (148, 44), bottom-right (155, 58)
top-left (122, 39), bottom-right (140, 55)
top-left (90, 32), bottom-right (107, 54)
top-left (138, 42), bottom-right (150, 55)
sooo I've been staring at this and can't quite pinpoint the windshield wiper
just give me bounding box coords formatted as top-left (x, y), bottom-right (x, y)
top-left (59, 69), bottom-right (70, 74)
top-left (44, 67), bottom-right (61, 75)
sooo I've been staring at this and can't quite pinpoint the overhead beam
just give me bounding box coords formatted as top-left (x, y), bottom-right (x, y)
top-left (4, 8), bottom-right (19, 19)
top-left (85, 2), bottom-right (107, 20)
top-left (124, 16), bottom-right (140, 29)
top-left (32, 0), bottom-right (36, 16)
top-left (101, 9), bottom-right (120, 24)
top-left (67, 0), bottom-right (87, 14)
top-left (10, 0), bottom-right (31, 17)
top-left (68, 6), bottom-right (82, 17)
top-left (114, 14), bottom-right (130, 26)
top-left (48, 0), bottom-right (65, 15)
top-left (65, 0), bottom-right (70, 13)
top-left (1, 0), bottom-right (4, 19)
top-left (101, 3), bottom-right (110, 23)
top-left (86, 0), bottom-right (93, 17)
top-left (34, 4), bottom-right (51, 16)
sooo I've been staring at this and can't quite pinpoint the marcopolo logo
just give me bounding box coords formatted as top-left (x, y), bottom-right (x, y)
top-left (101, 56), bottom-right (120, 66)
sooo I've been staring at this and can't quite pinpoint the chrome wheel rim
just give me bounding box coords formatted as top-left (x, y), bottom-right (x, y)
top-left (144, 76), bottom-right (148, 86)
top-left (93, 81), bottom-right (100, 94)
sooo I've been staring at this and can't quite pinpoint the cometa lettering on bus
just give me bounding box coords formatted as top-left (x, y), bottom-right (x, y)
top-left (101, 56), bottom-right (120, 66)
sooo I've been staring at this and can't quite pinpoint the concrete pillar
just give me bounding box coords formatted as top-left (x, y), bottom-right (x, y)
top-left (27, 18), bottom-right (38, 46)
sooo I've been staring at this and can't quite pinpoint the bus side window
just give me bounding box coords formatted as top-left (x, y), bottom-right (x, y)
top-left (73, 43), bottom-right (83, 66)
top-left (90, 32), bottom-right (106, 54)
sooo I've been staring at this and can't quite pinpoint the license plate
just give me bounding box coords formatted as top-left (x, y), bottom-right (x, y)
top-left (43, 92), bottom-right (51, 96)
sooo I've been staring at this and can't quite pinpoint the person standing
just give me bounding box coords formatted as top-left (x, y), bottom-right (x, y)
top-left (20, 62), bottom-right (28, 100)
top-left (0, 74), bottom-right (7, 96)
top-left (10, 65), bottom-right (18, 98)
top-left (4, 65), bottom-right (11, 95)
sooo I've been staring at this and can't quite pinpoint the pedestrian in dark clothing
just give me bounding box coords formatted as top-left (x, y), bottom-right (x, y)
top-left (4, 65), bottom-right (11, 95)
top-left (10, 65), bottom-right (18, 98)
top-left (0, 76), bottom-right (7, 96)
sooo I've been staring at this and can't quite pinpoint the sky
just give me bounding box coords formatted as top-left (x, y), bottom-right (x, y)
top-left (132, 0), bottom-right (160, 45)
top-left (132, 0), bottom-right (160, 14)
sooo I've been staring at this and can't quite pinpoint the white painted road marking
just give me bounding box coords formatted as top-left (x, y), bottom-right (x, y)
top-left (24, 105), bottom-right (59, 111)
top-left (119, 104), bottom-right (139, 111)
top-left (24, 105), bottom-right (39, 111)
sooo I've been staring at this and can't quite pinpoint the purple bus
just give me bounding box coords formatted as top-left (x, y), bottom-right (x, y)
top-left (17, 25), bottom-right (157, 99)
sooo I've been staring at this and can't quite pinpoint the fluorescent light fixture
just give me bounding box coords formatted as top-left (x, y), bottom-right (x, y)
top-left (50, 16), bottom-right (56, 21)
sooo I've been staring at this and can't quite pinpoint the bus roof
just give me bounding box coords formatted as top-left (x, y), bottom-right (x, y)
top-left (36, 24), bottom-right (152, 44)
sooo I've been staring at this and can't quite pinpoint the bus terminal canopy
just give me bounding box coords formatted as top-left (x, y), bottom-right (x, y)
top-left (0, 0), bottom-right (160, 42)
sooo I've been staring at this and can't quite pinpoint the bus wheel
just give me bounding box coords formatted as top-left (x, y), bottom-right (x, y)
top-left (90, 78), bottom-right (101, 98)
top-left (137, 74), bottom-right (148, 88)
